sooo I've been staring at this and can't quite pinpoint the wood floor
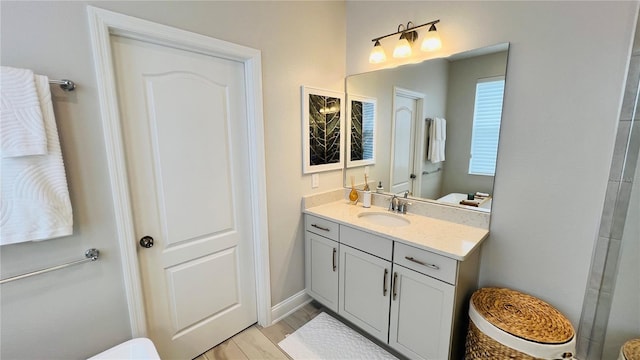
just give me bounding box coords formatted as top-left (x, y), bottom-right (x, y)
top-left (194, 301), bottom-right (323, 360)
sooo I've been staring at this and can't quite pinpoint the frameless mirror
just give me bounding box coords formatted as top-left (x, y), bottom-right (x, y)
top-left (344, 43), bottom-right (509, 212)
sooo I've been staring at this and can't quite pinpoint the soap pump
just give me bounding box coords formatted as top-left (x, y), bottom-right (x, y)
top-left (376, 181), bottom-right (384, 193)
top-left (362, 174), bottom-right (371, 208)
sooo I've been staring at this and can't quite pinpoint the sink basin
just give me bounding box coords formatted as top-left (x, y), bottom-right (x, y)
top-left (357, 212), bottom-right (410, 227)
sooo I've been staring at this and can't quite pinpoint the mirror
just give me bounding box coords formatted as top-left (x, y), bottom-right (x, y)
top-left (347, 95), bottom-right (376, 168)
top-left (344, 43), bottom-right (509, 212)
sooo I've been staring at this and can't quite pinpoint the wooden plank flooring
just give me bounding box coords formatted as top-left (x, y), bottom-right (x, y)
top-left (194, 301), bottom-right (323, 360)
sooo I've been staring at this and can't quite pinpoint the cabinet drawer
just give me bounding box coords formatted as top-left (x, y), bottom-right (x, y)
top-left (340, 225), bottom-right (392, 261)
top-left (305, 214), bottom-right (339, 241)
top-left (394, 243), bottom-right (457, 285)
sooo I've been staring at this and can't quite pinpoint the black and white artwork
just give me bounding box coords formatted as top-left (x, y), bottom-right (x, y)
top-left (302, 86), bottom-right (344, 174)
top-left (347, 95), bottom-right (376, 168)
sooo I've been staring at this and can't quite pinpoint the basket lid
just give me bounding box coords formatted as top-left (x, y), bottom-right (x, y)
top-left (471, 287), bottom-right (574, 344)
top-left (623, 338), bottom-right (640, 360)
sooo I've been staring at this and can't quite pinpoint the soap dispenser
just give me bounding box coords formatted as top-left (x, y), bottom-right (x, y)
top-left (376, 181), bottom-right (384, 193)
top-left (362, 174), bottom-right (371, 208)
top-left (349, 176), bottom-right (359, 204)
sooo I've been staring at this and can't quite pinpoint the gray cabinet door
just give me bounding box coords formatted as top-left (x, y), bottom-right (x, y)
top-left (305, 231), bottom-right (339, 312)
top-left (389, 265), bottom-right (455, 360)
top-left (339, 244), bottom-right (391, 343)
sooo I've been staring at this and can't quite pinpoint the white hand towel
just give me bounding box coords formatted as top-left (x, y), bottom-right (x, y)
top-left (0, 74), bottom-right (73, 245)
top-left (428, 117), bottom-right (446, 163)
top-left (1, 66), bottom-right (47, 157)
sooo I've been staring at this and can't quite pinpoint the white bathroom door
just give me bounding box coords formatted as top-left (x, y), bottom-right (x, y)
top-left (390, 93), bottom-right (419, 195)
top-left (110, 35), bottom-right (257, 359)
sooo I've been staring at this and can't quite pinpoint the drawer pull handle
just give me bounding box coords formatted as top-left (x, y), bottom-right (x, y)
top-left (332, 248), bottom-right (337, 272)
top-left (383, 268), bottom-right (389, 296)
top-left (405, 256), bottom-right (440, 270)
top-left (392, 272), bottom-right (398, 300)
top-left (311, 224), bottom-right (330, 232)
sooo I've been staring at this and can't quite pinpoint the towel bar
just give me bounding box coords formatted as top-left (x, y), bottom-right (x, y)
top-left (48, 79), bottom-right (76, 91)
top-left (0, 248), bottom-right (99, 285)
top-left (422, 168), bottom-right (442, 175)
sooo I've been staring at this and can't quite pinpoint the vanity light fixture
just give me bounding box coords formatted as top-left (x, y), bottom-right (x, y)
top-left (369, 19), bottom-right (441, 64)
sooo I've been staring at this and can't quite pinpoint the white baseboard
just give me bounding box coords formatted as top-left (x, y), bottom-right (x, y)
top-left (270, 290), bottom-right (312, 324)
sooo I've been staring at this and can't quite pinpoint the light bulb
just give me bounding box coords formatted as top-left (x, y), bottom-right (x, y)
top-left (369, 40), bottom-right (387, 64)
top-left (421, 24), bottom-right (441, 52)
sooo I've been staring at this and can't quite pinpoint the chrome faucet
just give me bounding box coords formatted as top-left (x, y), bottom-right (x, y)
top-left (388, 195), bottom-right (398, 212)
top-left (389, 191), bottom-right (411, 213)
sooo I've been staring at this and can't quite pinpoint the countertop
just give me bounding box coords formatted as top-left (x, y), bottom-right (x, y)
top-left (304, 200), bottom-right (489, 261)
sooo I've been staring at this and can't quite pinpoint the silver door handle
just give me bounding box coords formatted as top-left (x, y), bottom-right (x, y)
top-left (311, 224), bottom-right (330, 232)
top-left (392, 271), bottom-right (398, 300)
top-left (383, 268), bottom-right (388, 296)
top-left (405, 256), bottom-right (439, 270)
top-left (332, 248), bottom-right (337, 272)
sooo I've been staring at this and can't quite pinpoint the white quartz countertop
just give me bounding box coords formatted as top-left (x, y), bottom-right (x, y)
top-left (304, 200), bottom-right (489, 261)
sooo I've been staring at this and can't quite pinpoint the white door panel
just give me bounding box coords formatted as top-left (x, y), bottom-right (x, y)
top-left (166, 247), bottom-right (239, 332)
top-left (111, 35), bottom-right (256, 359)
top-left (390, 95), bottom-right (418, 194)
top-left (339, 245), bottom-right (391, 343)
top-left (144, 72), bottom-right (235, 244)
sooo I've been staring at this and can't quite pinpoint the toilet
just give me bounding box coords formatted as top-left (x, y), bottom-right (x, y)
top-left (88, 338), bottom-right (160, 360)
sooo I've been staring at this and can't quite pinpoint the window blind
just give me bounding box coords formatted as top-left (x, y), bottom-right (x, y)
top-left (469, 77), bottom-right (505, 176)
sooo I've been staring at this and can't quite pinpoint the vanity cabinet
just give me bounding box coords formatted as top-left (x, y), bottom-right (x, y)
top-left (304, 215), bottom-right (339, 312)
top-left (303, 214), bottom-right (480, 360)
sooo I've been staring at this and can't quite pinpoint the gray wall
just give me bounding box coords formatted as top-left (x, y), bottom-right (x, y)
top-left (0, 1), bottom-right (346, 359)
top-left (346, 1), bottom-right (637, 328)
top-left (442, 51), bottom-right (508, 197)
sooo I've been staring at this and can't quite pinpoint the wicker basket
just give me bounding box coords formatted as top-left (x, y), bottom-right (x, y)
top-left (621, 338), bottom-right (640, 360)
top-left (465, 287), bottom-right (575, 360)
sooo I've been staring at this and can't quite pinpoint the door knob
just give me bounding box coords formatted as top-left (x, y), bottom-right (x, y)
top-left (410, 173), bottom-right (417, 179)
top-left (139, 236), bottom-right (154, 248)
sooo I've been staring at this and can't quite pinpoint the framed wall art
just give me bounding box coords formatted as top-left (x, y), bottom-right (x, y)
top-left (301, 86), bottom-right (345, 174)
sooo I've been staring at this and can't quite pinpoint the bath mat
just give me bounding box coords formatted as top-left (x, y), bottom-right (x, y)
top-left (278, 312), bottom-right (398, 360)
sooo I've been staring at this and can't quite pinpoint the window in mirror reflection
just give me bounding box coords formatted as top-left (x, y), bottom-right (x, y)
top-left (469, 76), bottom-right (505, 176)
top-left (347, 95), bottom-right (376, 168)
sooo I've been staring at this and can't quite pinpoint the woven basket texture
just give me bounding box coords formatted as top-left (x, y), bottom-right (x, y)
top-left (623, 338), bottom-right (640, 360)
top-left (471, 287), bottom-right (574, 344)
top-left (465, 320), bottom-right (542, 360)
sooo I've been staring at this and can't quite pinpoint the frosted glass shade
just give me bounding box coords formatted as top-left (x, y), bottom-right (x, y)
top-left (393, 38), bottom-right (412, 58)
top-left (421, 29), bottom-right (441, 51)
top-left (369, 42), bottom-right (387, 64)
